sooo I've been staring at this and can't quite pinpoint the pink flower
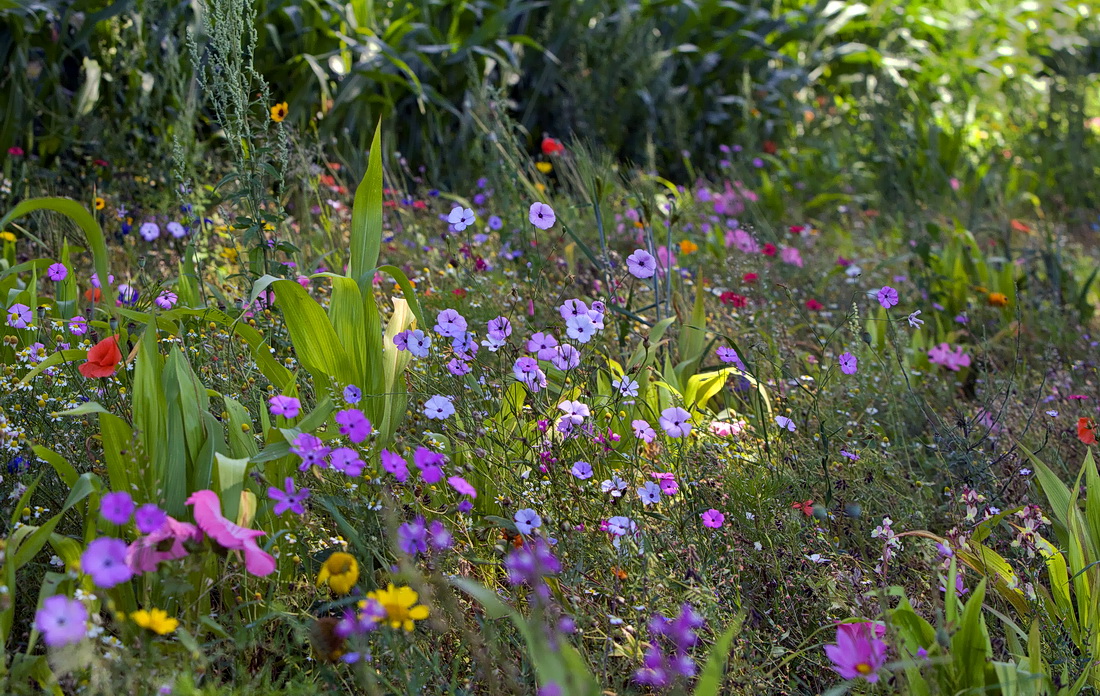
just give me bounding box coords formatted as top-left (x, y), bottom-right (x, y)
top-left (824, 622), bottom-right (888, 682)
top-left (700, 509), bottom-right (725, 528)
top-left (838, 352), bottom-right (857, 375)
top-left (447, 476), bottom-right (477, 498)
top-left (876, 286), bottom-right (899, 309)
top-left (928, 342), bottom-right (971, 371)
top-left (185, 490), bottom-right (276, 576)
top-left (126, 516), bottom-right (201, 573)
top-left (780, 246), bottom-right (803, 267)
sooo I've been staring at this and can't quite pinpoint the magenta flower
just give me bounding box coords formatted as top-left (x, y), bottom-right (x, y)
top-left (34, 595), bottom-right (88, 647)
top-left (126, 515), bottom-right (200, 573)
top-left (67, 316), bottom-right (89, 336)
top-left (626, 249), bottom-right (657, 279)
top-left (335, 408), bottom-right (371, 443)
top-left (658, 407), bottom-right (693, 438)
top-left (186, 490), bottom-right (276, 576)
top-left (268, 395), bottom-right (300, 419)
top-left (7, 303), bottom-right (31, 329)
top-left (701, 509), bottom-right (725, 528)
top-left (447, 475), bottom-right (477, 498)
top-left (268, 477), bottom-right (310, 515)
top-left (824, 622), bottom-right (888, 682)
top-left (381, 449), bottom-right (409, 482)
top-left (100, 491), bottom-right (134, 525)
top-left (876, 286), bottom-right (899, 309)
top-left (414, 447), bottom-right (445, 483)
top-left (398, 517), bottom-right (428, 555)
top-left (47, 263), bottom-right (68, 281)
top-left (838, 352), bottom-right (858, 375)
top-left (330, 447), bottom-right (365, 477)
top-left (928, 342), bottom-right (971, 371)
top-left (528, 202), bottom-right (556, 230)
top-left (81, 537), bottom-right (134, 588)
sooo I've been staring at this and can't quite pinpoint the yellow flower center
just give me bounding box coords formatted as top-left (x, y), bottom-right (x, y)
top-left (856, 662), bottom-right (873, 675)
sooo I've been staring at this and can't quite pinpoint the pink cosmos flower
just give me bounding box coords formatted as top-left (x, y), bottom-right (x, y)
top-left (824, 622), bottom-right (888, 682)
top-left (780, 246), bottom-right (803, 267)
top-left (700, 509), bottom-right (725, 528)
top-left (928, 342), bottom-right (971, 371)
top-left (126, 515), bottom-right (201, 573)
top-left (185, 490), bottom-right (276, 576)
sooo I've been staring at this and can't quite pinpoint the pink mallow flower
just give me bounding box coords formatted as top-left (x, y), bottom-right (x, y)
top-left (824, 622), bottom-right (888, 683)
top-left (185, 490), bottom-right (276, 576)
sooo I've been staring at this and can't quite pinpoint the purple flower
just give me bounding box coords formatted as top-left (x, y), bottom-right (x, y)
top-left (447, 476), bottom-right (477, 498)
top-left (876, 286), bottom-right (899, 309)
top-left (291, 433), bottom-right (330, 471)
top-left (635, 645), bottom-right (671, 687)
top-left (35, 595), bottom-right (88, 647)
top-left (632, 419), bottom-right (656, 442)
top-left (447, 206), bottom-right (475, 232)
top-left (571, 461), bottom-right (593, 480)
top-left (330, 447), bottom-right (365, 477)
top-left (528, 202), bottom-right (556, 230)
top-left (100, 491), bottom-right (134, 525)
top-left (701, 509), bottom-right (725, 528)
top-left (343, 384), bottom-right (362, 404)
top-left (514, 508), bottom-right (542, 535)
top-left (268, 477), bottom-right (310, 515)
top-left (335, 408), bottom-right (371, 443)
top-left (447, 359), bottom-right (471, 376)
top-left (428, 520), bottom-right (453, 550)
top-left (504, 538), bottom-right (561, 586)
top-left (7, 303), bottom-right (31, 329)
top-left (67, 316), bottom-right (89, 336)
top-left (414, 447), bottom-right (445, 483)
top-left (155, 291), bottom-right (178, 310)
top-left (838, 352), bottom-right (858, 375)
top-left (527, 332), bottom-right (558, 360)
top-left (397, 517), bottom-right (428, 555)
top-left (658, 407), bottom-right (692, 438)
top-left (423, 395), bottom-right (455, 420)
top-left (139, 222), bottom-right (160, 241)
top-left (47, 263), bottom-right (68, 282)
top-left (81, 537), bottom-right (134, 588)
top-left (775, 416), bottom-right (796, 432)
top-left (487, 316), bottom-right (512, 341)
top-left (513, 357), bottom-right (547, 392)
top-left (134, 504), bottom-right (167, 534)
top-left (268, 395), bottom-right (301, 419)
top-left (434, 309), bottom-right (468, 338)
top-left (381, 449), bottom-right (409, 482)
top-left (626, 249), bottom-right (657, 279)
top-left (638, 481), bottom-right (662, 505)
top-left (716, 346), bottom-right (746, 370)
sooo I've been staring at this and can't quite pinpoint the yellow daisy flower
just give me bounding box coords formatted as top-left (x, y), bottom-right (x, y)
top-left (536, 161), bottom-right (553, 174)
top-left (366, 583), bottom-right (429, 631)
top-left (317, 551), bottom-right (359, 595)
top-left (131, 608), bottom-right (179, 635)
top-left (270, 102), bottom-right (289, 123)
top-left (94, 197), bottom-right (105, 211)
top-left (0, 231), bottom-right (15, 243)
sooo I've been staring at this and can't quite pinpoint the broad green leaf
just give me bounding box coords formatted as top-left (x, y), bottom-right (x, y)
top-left (349, 121), bottom-right (383, 289)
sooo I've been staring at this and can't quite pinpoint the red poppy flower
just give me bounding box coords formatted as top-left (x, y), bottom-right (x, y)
top-left (763, 140), bottom-right (777, 155)
top-left (805, 299), bottom-right (823, 311)
top-left (791, 500), bottom-right (814, 516)
top-left (720, 292), bottom-right (748, 308)
top-left (541, 137), bottom-right (564, 156)
top-left (83, 288), bottom-right (102, 303)
top-left (762, 243), bottom-right (777, 257)
top-left (452, 288), bottom-right (467, 299)
top-left (742, 272), bottom-right (758, 284)
top-left (79, 336), bottom-right (122, 378)
top-left (1079, 417), bottom-right (1097, 446)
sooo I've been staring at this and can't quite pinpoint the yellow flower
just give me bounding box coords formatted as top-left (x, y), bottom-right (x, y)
top-left (367, 583), bottom-right (429, 631)
top-left (317, 551), bottom-right (359, 595)
top-left (535, 183), bottom-right (546, 193)
top-left (536, 161), bottom-right (553, 174)
top-left (131, 608), bottom-right (179, 635)
top-left (270, 102), bottom-right (289, 122)
top-left (220, 246), bottom-right (239, 263)
top-left (987, 292), bottom-right (1008, 307)
top-left (679, 239), bottom-right (699, 255)
top-left (0, 231), bottom-right (15, 243)
top-left (94, 197), bottom-right (105, 211)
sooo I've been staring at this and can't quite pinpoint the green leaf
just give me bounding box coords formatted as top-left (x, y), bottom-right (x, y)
top-left (214, 453), bottom-right (250, 524)
top-left (693, 614), bottom-right (744, 696)
top-left (271, 279), bottom-right (353, 385)
top-left (349, 121), bottom-right (383, 289)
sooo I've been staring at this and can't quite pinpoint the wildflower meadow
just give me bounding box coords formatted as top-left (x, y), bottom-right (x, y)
top-left (1, 0), bottom-right (1100, 694)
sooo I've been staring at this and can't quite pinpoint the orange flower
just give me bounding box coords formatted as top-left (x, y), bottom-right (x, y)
top-left (83, 288), bottom-right (102, 303)
top-left (270, 102), bottom-right (289, 122)
top-left (79, 336), bottom-right (122, 378)
top-left (791, 500), bottom-right (814, 516)
top-left (1079, 418), bottom-right (1097, 446)
top-left (679, 239), bottom-right (699, 255)
top-left (1010, 219), bottom-right (1032, 234)
top-left (987, 292), bottom-right (1008, 307)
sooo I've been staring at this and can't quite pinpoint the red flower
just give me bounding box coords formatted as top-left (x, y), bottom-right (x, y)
top-left (541, 137), bottom-right (565, 156)
top-left (791, 500), bottom-right (814, 516)
top-left (453, 288), bottom-right (467, 299)
top-left (79, 336), bottom-right (122, 378)
top-left (83, 288), bottom-right (102, 303)
top-left (805, 299), bottom-right (823, 311)
top-left (412, 201), bottom-right (427, 210)
top-left (789, 225), bottom-right (805, 235)
top-left (762, 243), bottom-right (777, 257)
top-left (8, 146), bottom-right (24, 157)
top-left (1079, 417), bottom-right (1097, 446)
top-left (763, 140), bottom-right (777, 155)
top-left (742, 272), bottom-right (758, 284)
top-left (93, 159), bottom-right (109, 168)
top-left (720, 292), bottom-right (748, 308)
